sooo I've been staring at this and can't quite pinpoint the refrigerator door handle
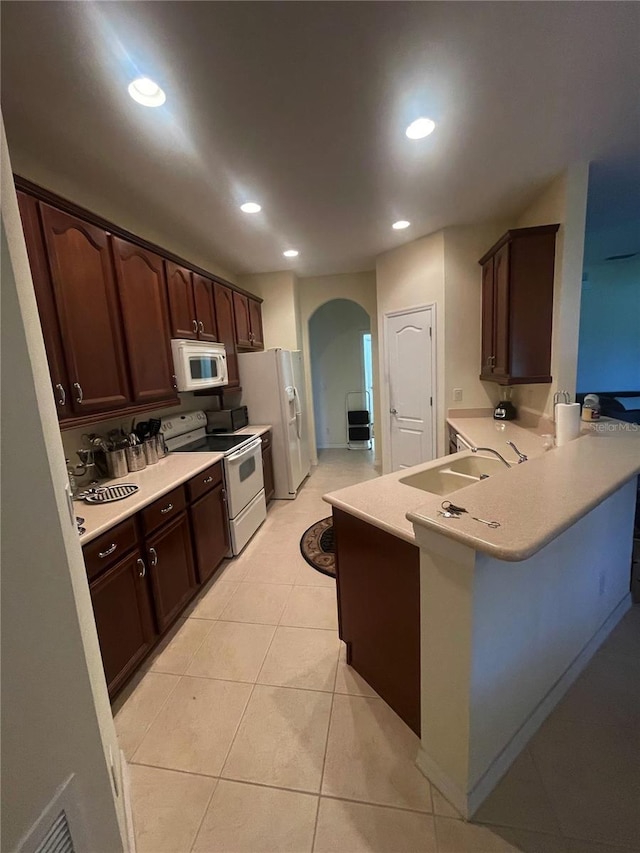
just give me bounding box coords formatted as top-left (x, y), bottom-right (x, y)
top-left (292, 386), bottom-right (302, 439)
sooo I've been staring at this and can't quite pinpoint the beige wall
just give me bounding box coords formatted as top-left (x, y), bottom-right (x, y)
top-left (376, 232), bottom-right (446, 470)
top-left (10, 152), bottom-right (237, 284)
top-left (299, 271), bottom-right (379, 465)
top-left (514, 166), bottom-right (589, 417)
top-left (2, 123), bottom-right (128, 852)
top-left (238, 271), bottom-right (300, 350)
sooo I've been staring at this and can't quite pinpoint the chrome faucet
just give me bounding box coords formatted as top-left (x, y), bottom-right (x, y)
top-left (455, 434), bottom-right (512, 468)
top-left (506, 440), bottom-right (528, 463)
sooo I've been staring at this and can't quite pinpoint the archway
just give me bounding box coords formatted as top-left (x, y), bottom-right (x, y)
top-left (308, 298), bottom-right (374, 457)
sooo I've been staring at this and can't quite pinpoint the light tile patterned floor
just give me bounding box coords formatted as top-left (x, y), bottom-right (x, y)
top-left (115, 449), bottom-right (640, 852)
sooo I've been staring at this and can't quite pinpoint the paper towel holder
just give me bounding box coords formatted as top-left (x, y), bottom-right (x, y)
top-left (553, 390), bottom-right (571, 422)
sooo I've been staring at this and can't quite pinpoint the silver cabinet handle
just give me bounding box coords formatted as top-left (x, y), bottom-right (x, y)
top-left (172, 374), bottom-right (178, 390)
top-left (137, 558), bottom-right (146, 578)
top-left (160, 503), bottom-right (173, 514)
top-left (55, 383), bottom-right (66, 406)
top-left (221, 488), bottom-right (227, 502)
top-left (149, 547), bottom-right (158, 567)
top-left (192, 319), bottom-right (198, 334)
top-left (203, 476), bottom-right (213, 484)
top-left (98, 543), bottom-right (117, 559)
top-left (390, 408), bottom-right (397, 415)
top-left (199, 321), bottom-right (205, 334)
top-left (73, 382), bottom-right (83, 403)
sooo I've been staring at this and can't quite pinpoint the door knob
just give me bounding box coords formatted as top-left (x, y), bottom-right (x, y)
top-left (390, 408), bottom-right (398, 415)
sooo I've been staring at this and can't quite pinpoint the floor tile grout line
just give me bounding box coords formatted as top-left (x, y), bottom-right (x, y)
top-left (127, 758), bottom-right (440, 817)
top-left (119, 672), bottom-right (183, 762)
top-left (188, 777), bottom-right (219, 853)
top-left (215, 620), bottom-right (282, 780)
top-left (311, 690), bottom-right (337, 850)
top-left (149, 618), bottom-right (216, 678)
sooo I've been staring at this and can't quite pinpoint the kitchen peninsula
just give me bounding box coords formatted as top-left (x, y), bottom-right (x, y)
top-left (324, 420), bottom-right (640, 818)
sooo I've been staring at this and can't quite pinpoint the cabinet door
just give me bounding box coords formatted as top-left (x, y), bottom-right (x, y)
top-left (165, 261), bottom-right (197, 339)
top-left (249, 298), bottom-right (264, 349)
top-left (90, 549), bottom-right (156, 697)
top-left (193, 274), bottom-right (219, 341)
top-left (111, 238), bottom-right (179, 405)
top-left (233, 291), bottom-right (252, 348)
top-left (480, 257), bottom-right (495, 379)
top-left (262, 445), bottom-right (275, 504)
top-left (39, 204), bottom-right (130, 414)
top-left (492, 243), bottom-right (511, 379)
top-left (146, 513), bottom-right (197, 632)
top-left (17, 193), bottom-right (72, 418)
top-left (213, 283), bottom-right (239, 386)
top-left (190, 483), bottom-right (230, 584)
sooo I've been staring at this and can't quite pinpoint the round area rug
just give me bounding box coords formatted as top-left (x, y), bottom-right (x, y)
top-left (300, 517), bottom-right (335, 578)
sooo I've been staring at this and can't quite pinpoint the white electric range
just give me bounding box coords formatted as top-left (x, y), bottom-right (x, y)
top-left (160, 411), bottom-right (266, 555)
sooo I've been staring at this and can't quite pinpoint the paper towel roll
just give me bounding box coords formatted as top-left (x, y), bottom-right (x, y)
top-left (555, 403), bottom-right (581, 446)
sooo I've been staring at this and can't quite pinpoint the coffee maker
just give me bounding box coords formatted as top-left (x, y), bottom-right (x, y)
top-left (494, 388), bottom-right (517, 421)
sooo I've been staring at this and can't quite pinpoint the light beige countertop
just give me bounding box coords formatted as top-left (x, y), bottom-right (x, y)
top-left (446, 416), bottom-right (548, 460)
top-left (323, 419), bottom-right (640, 560)
top-left (76, 425), bottom-right (271, 545)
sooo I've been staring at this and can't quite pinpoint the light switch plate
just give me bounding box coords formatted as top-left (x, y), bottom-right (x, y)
top-left (453, 388), bottom-right (463, 402)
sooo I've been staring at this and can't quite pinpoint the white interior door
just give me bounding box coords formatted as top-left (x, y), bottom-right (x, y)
top-left (385, 306), bottom-right (435, 471)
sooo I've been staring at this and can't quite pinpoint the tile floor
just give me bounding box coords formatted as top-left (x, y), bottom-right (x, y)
top-left (114, 449), bottom-right (640, 853)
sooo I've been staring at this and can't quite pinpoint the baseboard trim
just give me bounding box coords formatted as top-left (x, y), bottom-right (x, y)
top-left (416, 594), bottom-right (631, 819)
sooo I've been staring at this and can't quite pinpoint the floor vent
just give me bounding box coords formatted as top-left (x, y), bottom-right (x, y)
top-left (34, 812), bottom-right (75, 853)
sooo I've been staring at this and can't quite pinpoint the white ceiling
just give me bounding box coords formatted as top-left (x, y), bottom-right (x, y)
top-left (2, 2), bottom-right (639, 276)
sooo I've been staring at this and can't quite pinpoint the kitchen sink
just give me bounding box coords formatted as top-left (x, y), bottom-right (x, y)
top-left (399, 454), bottom-right (508, 495)
top-left (447, 456), bottom-right (508, 477)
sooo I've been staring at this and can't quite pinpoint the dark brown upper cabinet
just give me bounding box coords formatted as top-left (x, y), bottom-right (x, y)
top-left (214, 283), bottom-right (239, 386)
top-left (479, 224), bottom-right (560, 385)
top-left (39, 204), bottom-right (131, 414)
top-left (15, 177), bottom-right (263, 420)
top-left (111, 238), bottom-right (179, 406)
top-left (17, 192), bottom-right (73, 418)
top-left (166, 263), bottom-right (219, 343)
top-left (248, 297), bottom-right (264, 349)
top-left (192, 274), bottom-right (219, 342)
top-left (165, 261), bottom-right (197, 339)
top-left (233, 291), bottom-right (264, 350)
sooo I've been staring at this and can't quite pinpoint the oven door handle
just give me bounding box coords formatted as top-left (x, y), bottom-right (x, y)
top-left (226, 438), bottom-right (262, 463)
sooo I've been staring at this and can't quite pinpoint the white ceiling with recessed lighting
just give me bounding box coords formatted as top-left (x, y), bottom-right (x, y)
top-left (2, 2), bottom-right (639, 276)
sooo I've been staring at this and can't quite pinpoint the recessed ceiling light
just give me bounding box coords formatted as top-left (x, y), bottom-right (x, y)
top-left (240, 202), bottom-right (262, 214)
top-left (405, 117), bottom-right (436, 139)
top-left (392, 220), bottom-right (411, 230)
top-left (128, 77), bottom-right (166, 107)
top-left (283, 249), bottom-right (299, 258)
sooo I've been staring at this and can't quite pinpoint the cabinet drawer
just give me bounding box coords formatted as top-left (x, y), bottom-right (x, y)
top-left (187, 461), bottom-right (223, 503)
top-left (142, 485), bottom-right (186, 535)
top-left (83, 517), bottom-right (138, 581)
top-left (260, 430), bottom-right (272, 451)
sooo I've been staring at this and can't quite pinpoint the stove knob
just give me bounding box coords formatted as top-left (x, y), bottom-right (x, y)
top-left (165, 421), bottom-right (172, 431)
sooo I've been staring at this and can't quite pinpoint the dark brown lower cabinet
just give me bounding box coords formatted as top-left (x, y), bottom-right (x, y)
top-left (146, 512), bottom-right (197, 632)
top-left (89, 549), bottom-right (156, 697)
top-left (190, 482), bottom-right (230, 584)
top-left (333, 508), bottom-right (421, 735)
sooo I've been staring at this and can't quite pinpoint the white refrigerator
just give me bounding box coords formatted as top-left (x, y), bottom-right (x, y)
top-left (238, 349), bottom-right (311, 499)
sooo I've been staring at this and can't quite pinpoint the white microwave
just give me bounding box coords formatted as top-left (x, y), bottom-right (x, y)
top-left (171, 339), bottom-right (228, 392)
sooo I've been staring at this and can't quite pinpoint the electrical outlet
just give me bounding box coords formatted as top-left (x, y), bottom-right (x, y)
top-left (598, 570), bottom-right (606, 597)
top-left (453, 388), bottom-right (463, 402)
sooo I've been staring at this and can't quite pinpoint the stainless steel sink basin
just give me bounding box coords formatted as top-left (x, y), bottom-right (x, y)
top-left (399, 454), bottom-right (508, 495)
